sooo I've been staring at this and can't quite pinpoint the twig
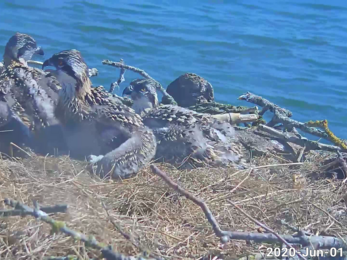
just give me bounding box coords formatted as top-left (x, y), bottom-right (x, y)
top-left (150, 165), bottom-right (227, 240)
top-left (109, 59), bottom-right (126, 93)
top-left (0, 203), bottom-right (67, 217)
top-left (279, 219), bottom-right (300, 233)
top-left (10, 142), bottom-right (32, 157)
top-left (208, 169), bottom-right (252, 203)
top-left (102, 59), bottom-right (177, 105)
top-left (279, 219), bottom-right (312, 236)
top-left (2, 199), bottom-right (155, 260)
top-left (150, 165), bottom-right (347, 251)
top-left (311, 203), bottom-right (343, 227)
top-left (228, 200), bottom-right (306, 260)
top-left (102, 202), bottom-right (144, 252)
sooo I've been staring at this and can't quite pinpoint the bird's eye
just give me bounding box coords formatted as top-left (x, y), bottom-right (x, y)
top-left (141, 88), bottom-right (146, 92)
top-left (57, 59), bottom-right (64, 67)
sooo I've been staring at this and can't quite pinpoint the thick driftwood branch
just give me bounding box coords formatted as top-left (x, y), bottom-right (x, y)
top-left (306, 120), bottom-right (347, 149)
top-left (27, 60), bottom-right (98, 78)
top-left (238, 92), bottom-right (292, 117)
top-left (258, 124), bottom-right (347, 152)
top-left (239, 92), bottom-right (347, 149)
top-left (150, 165), bottom-right (347, 252)
top-left (188, 102), bottom-right (259, 115)
top-left (212, 113), bottom-right (259, 124)
top-left (102, 59), bottom-right (177, 105)
top-left (2, 199), bottom-right (155, 260)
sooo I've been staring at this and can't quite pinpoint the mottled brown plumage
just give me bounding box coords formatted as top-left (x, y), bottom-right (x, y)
top-left (123, 79), bottom-right (242, 168)
top-left (0, 33), bottom-right (66, 155)
top-left (43, 49), bottom-right (157, 178)
top-left (0, 60), bottom-right (61, 130)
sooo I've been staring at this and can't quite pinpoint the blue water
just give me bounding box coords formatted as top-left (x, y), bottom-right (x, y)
top-left (0, 0), bottom-right (346, 138)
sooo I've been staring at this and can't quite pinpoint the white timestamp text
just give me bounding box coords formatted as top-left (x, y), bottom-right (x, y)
top-left (266, 247), bottom-right (343, 258)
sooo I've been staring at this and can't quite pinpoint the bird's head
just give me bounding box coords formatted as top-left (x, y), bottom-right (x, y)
top-left (122, 79), bottom-right (159, 114)
top-left (42, 49), bottom-right (89, 80)
top-left (3, 32), bottom-right (44, 66)
top-left (42, 49), bottom-right (91, 100)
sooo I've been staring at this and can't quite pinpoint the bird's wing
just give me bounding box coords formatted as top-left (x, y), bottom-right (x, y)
top-left (89, 86), bottom-right (125, 106)
top-left (0, 65), bottom-right (32, 128)
top-left (0, 62), bottom-right (61, 130)
top-left (141, 104), bottom-right (213, 129)
top-left (87, 103), bottom-right (156, 179)
top-left (92, 102), bottom-right (144, 131)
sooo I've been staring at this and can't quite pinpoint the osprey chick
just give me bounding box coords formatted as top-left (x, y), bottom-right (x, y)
top-left (42, 50), bottom-right (157, 179)
top-left (123, 79), bottom-right (242, 169)
top-left (0, 32), bottom-right (67, 156)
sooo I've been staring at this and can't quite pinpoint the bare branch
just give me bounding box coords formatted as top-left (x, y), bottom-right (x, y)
top-left (238, 92), bottom-right (292, 117)
top-left (188, 102), bottom-right (259, 115)
top-left (3, 199), bottom-right (156, 260)
top-left (150, 165), bottom-right (347, 252)
top-left (239, 92), bottom-right (347, 149)
top-left (102, 202), bottom-right (143, 251)
top-left (212, 113), bottom-right (259, 124)
top-left (109, 59), bottom-right (126, 93)
top-left (258, 124), bottom-right (346, 152)
top-left (227, 200), bottom-right (306, 260)
top-left (102, 59), bottom-right (177, 105)
top-left (0, 203), bottom-right (67, 217)
top-left (150, 165), bottom-right (228, 240)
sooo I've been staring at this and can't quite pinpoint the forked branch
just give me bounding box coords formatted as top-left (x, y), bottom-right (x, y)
top-left (150, 164), bottom-right (347, 259)
top-left (239, 92), bottom-right (347, 150)
top-left (2, 199), bottom-right (157, 260)
top-left (102, 59), bottom-right (177, 105)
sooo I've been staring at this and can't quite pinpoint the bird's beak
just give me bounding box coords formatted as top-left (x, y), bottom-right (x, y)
top-left (122, 86), bottom-right (133, 96)
top-left (35, 46), bottom-right (44, 56)
top-left (42, 58), bottom-right (53, 70)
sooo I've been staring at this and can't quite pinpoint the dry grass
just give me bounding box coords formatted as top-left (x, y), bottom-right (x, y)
top-left (0, 152), bottom-right (346, 259)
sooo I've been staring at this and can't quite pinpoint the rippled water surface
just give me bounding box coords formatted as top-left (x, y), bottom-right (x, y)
top-left (0, 0), bottom-right (346, 138)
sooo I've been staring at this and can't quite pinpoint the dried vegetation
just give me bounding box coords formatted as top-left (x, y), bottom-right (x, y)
top-left (0, 149), bottom-right (346, 259)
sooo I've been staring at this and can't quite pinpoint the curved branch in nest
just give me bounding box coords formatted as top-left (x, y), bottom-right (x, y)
top-left (102, 59), bottom-right (177, 105)
top-left (151, 164), bottom-right (347, 257)
top-left (239, 92), bottom-right (347, 150)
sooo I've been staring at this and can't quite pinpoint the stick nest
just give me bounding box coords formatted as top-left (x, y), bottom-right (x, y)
top-left (0, 151), bottom-right (346, 259)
